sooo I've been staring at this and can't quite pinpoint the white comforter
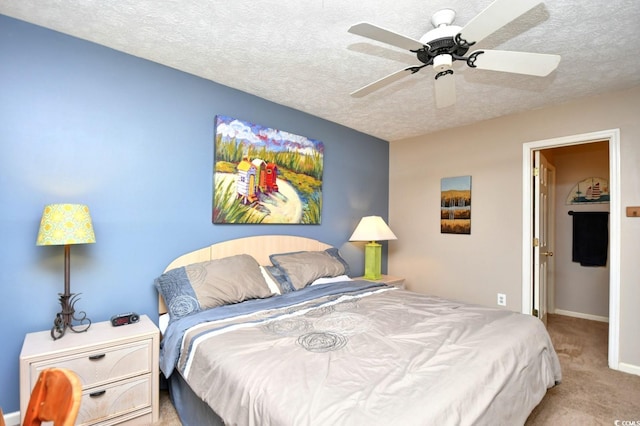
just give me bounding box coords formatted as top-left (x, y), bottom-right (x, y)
top-left (167, 282), bottom-right (561, 426)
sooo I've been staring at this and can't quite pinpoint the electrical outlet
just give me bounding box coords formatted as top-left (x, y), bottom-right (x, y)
top-left (497, 293), bottom-right (507, 306)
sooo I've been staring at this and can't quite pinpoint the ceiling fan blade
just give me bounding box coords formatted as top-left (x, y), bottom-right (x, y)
top-left (471, 50), bottom-right (561, 76)
top-left (434, 71), bottom-right (456, 108)
top-left (348, 22), bottom-right (425, 51)
top-left (350, 68), bottom-right (415, 98)
top-left (457, 0), bottom-right (541, 46)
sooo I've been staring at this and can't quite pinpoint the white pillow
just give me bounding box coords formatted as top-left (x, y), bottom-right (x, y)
top-left (159, 313), bottom-right (170, 334)
top-left (310, 275), bottom-right (353, 286)
top-left (260, 266), bottom-right (282, 295)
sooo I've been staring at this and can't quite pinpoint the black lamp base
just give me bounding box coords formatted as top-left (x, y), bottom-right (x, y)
top-left (51, 293), bottom-right (91, 340)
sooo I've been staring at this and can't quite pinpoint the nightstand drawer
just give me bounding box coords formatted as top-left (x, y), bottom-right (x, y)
top-left (77, 374), bottom-right (151, 426)
top-left (30, 340), bottom-right (152, 389)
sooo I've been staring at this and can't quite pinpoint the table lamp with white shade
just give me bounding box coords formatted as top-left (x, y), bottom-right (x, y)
top-left (349, 215), bottom-right (397, 280)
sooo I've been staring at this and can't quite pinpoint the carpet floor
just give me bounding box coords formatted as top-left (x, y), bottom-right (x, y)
top-left (154, 314), bottom-right (640, 425)
top-left (526, 314), bottom-right (640, 425)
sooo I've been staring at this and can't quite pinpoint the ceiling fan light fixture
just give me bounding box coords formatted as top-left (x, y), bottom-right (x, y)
top-left (434, 54), bottom-right (453, 71)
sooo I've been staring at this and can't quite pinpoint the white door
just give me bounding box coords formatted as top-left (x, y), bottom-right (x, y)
top-left (533, 151), bottom-right (554, 325)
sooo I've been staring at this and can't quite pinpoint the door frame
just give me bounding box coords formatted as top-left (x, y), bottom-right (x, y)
top-left (521, 128), bottom-right (621, 370)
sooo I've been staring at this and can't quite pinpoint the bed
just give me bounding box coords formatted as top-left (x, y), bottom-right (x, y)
top-left (155, 235), bottom-right (561, 426)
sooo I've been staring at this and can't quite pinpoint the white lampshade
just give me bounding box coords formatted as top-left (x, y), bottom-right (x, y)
top-left (349, 216), bottom-right (397, 242)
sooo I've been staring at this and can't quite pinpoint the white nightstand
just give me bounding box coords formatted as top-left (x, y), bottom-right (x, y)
top-left (20, 315), bottom-right (160, 425)
top-left (353, 274), bottom-right (405, 289)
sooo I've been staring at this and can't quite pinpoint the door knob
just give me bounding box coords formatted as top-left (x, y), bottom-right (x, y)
top-left (541, 251), bottom-right (554, 257)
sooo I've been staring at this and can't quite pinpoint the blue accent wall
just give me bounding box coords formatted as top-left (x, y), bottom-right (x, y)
top-left (0, 15), bottom-right (389, 412)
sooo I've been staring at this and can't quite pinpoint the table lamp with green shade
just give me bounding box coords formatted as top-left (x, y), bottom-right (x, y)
top-left (36, 203), bottom-right (95, 340)
top-left (349, 215), bottom-right (397, 280)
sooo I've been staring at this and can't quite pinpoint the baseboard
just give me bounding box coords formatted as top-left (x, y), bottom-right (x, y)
top-left (618, 362), bottom-right (640, 377)
top-left (553, 309), bottom-right (609, 323)
top-left (2, 410), bottom-right (20, 426)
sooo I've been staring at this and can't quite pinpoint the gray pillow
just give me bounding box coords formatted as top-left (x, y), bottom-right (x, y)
top-left (155, 254), bottom-right (274, 322)
top-left (270, 249), bottom-right (348, 290)
top-left (185, 254), bottom-right (274, 310)
top-left (325, 247), bottom-right (351, 276)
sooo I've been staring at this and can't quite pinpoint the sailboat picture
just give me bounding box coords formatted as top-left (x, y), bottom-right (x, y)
top-left (566, 177), bottom-right (609, 204)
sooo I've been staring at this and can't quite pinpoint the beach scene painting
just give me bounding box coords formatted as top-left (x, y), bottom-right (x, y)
top-left (441, 175), bottom-right (471, 234)
top-left (213, 115), bottom-right (323, 224)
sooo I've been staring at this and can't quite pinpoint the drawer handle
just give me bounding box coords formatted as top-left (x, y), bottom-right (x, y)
top-left (88, 354), bottom-right (106, 361)
top-left (89, 390), bottom-right (106, 398)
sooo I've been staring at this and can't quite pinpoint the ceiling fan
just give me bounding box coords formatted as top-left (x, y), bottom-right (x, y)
top-left (348, 0), bottom-right (561, 108)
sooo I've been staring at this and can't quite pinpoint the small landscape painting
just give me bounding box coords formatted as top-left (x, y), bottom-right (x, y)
top-left (441, 175), bottom-right (472, 234)
top-left (213, 115), bottom-right (323, 224)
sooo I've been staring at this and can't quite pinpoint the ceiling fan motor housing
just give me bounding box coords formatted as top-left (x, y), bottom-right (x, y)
top-left (417, 23), bottom-right (469, 66)
top-left (416, 36), bottom-right (469, 66)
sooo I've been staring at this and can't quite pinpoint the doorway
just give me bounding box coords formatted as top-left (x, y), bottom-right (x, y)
top-left (522, 129), bottom-right (621, 371)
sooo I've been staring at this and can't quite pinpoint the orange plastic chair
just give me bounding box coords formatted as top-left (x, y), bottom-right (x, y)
top-left (23, 368), bottom-right (82, 426)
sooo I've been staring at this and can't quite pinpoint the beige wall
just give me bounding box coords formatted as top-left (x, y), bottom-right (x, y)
top-left (389, 85), bottom-right (640, 370)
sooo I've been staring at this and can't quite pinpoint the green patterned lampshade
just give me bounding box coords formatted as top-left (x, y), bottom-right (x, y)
top-left (349, 216), bottom-right (397, 280)
top-left (37, 204), bottom-right (96, 246)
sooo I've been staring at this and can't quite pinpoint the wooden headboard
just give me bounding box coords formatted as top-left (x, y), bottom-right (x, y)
top-left (159, 235), bottom-right (333, 314)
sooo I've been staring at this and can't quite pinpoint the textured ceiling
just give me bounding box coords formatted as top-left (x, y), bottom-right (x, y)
top-left (2, 0), bottom-right (640, 141)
